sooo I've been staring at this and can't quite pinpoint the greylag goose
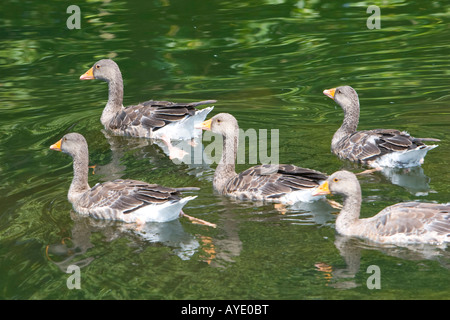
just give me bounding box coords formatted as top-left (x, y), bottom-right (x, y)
top-left (198, 113), bottom-right (327, 204)
top-left (323, 86), bottom-right (439, 168)
top-left (80, 59), bottom-right (215, 140)
top-left (313, 170), bottom-right (450, 245)
top-left (50, 132), bottom-right (205, 224)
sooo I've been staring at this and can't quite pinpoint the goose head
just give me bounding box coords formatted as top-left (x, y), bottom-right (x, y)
top-left (323, 85), bottom-right (359, 111)
top-left (80, 59), bottom-right (121, 83)
top-left (198, 113), bottom-right (239, 138)
top-left (313, 170), bottom-right (360, 198)
top-left (50, 132), bottom-right (88, 158)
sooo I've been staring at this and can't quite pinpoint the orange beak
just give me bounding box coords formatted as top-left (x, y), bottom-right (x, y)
top-left (196, 119), bottom-right (212, 131)
top-left (50, 139), bottom-right (62, 151)
top-left (80, 67), bottom-right (95, 80)
top-left (312, 181), bottom-right (330, 196)
top-left (323, 88), bottom-right (336, 100)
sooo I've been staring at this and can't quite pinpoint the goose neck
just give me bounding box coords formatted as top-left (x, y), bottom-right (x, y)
top-left (335, 187), bottom-right (363, 235)
top-left (68, 149), bottom-right (90, 201)
top-left (101, 76), bottom-right (124, 126)
top-left (332, 100), bottom-right (360, 148)
top-left (214, 132), bottom-right (238, 193)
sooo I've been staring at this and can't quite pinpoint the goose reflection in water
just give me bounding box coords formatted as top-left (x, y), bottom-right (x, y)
top-left (94, 130), bottom-right (213, 182)
top-left (46, 212), bottom-right (203, 273)
top-left (340, 163), bottom-right (434, 196)
top-left (378, 166), bottom-right (434, 196)
top-left (315, 234), bottom-right (450, 290)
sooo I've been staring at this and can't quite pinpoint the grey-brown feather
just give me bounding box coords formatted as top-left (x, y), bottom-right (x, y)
top-left (55, 133), bottom-right (195, 221)
top-left (86, 58), bottom-right (215, 138)
top-left (325, 170), bottom-right (450, 244)
top-left (225, 164), bottom-right (326, 200)
top-left (372, 202), bottom-right (450, 237)
top-left (335, 129), bottom-right (430, 163)
top-left (327, 86), bottom-right (439, 165)
top-left (108, 99), bottom-right (216, 137)
top-left (205, 113), bottom-right (327, 202)
top-left (78, 179), bottom-right (182, 214)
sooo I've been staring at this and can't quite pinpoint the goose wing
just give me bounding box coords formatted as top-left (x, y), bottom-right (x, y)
top-left (78, 179), bottom-right (182, 214)
top-left (225, 164), bottom-right (327, 200)
top-left (337, 129), bottom-right (429, 162)
top-left (109, 100), bottom-right (216, 132)
top-left (372, 202), bottom-right (450, 237)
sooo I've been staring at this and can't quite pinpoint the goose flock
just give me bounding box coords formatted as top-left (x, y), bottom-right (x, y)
top-left (50, 58), bottom-right (449, 246)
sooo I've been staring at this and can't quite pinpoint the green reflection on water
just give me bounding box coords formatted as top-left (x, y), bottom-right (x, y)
top-left (0, 0), bottom-right (449, 300)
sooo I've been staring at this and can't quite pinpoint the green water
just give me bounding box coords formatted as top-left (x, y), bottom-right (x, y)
top-left (0, 0), bottom-right (449, 300)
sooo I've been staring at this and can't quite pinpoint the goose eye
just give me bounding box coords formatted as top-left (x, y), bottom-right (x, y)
top-left (95, 64), bottom-right (100, 69)
top-left (333, 178), bottom-right (339, 182)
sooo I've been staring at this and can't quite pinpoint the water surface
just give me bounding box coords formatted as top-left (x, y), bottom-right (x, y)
top-left (0, 0), bottom-right (449, 300)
